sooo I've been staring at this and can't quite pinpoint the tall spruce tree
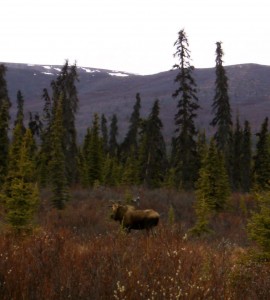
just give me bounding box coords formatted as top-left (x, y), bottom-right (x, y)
top-left (14, 90), bottom-right (26, 132)
top-left (191, 138), bottom-right (231, 235)
top-left (232, 115), bottom-right (243, 191)
top-left (0, 64), bottom-right (11, 186)
top-left (49, 95), bottom-right (69, 209)
top-left (82, 114), bottom-right (104, 186)
top-left (210, 42), bottom-right (233, 173)
top-left (101, 114), bottom-right (109, 154)
top-left (253, 117), bottom-right (270, 190)
top-left (51, 61), bottom-right (79, 184)
top-left (172, 29), bottom-right (200, 189)
top-left (121, 93), bottom-right (141, 160)
top-left (241, 120), bottom-right (252, 192)
top-left (138, 99), bottom-right (167, 188)
top-left (6, 92), bottom-right (27, 175)
top-left (247, 191), bottom-right (270, 260)
top-left (38, 88), bottom-right (53, 186)
top-left (109, 114), bottom-right (119, 157)
top-left (2, 129), bottom-right (39, 233)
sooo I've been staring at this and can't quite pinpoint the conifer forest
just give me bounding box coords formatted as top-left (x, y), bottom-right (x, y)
top-left (0, 30), bottom-right (270, 299)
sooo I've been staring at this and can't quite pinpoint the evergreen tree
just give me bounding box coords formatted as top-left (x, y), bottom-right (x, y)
top-left (241, 120), bottom-right (252, 192)
top-left (253, 117), bottom-right (270, 190)
top-left (1, 129), bottom-right (39, 233)
top-left (0, 64), bottom-right (11, 186)
top-left (14, 90), bottom-right (26, 132)
top-left (121, 147), bottom-right (140, 186)
top-left (38, 88), bottom-right (53, 186)
top-left (102, 154), bottom-right (121, 187)
top-left (247, 191), bottom-right (270, 260)
top-left (49, 95), bottom-right (69, 209)
top-left (195, 138), bottom-right (230, 212)
top-left (28, 112), bottom-right (42, 136)
top-left (172, 29), bottom-right (200, 189)
top-left (109, 114), bottom-right (119, 157)
top-left (121, 93), bottom-right (141, 160)
top-left (51, 61), bottom-right (79, 184)
top-left (138, 99), bottom-right (167, 188)
top-left (101, 114), bottom-right (108, 154)
top-left (210, 42), bottom-right (233, 171)
top-left (232, 116), bottom-right (243, 191)
top-left (82, 114), bottom-right (104, 186)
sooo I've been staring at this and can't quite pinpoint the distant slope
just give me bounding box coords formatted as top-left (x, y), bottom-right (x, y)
top-left (2, 62), bottom-right (270, 142)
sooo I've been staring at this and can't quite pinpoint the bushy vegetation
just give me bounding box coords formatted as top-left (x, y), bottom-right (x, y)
top-left (0, 188), bottom-right (269, 299)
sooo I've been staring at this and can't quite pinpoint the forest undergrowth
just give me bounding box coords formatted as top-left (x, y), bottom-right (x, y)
top-left (0, 188), bottom-right (269, 300)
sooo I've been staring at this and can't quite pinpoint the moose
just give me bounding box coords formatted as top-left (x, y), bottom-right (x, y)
top-left (110, 201), bottom-right (160, 234)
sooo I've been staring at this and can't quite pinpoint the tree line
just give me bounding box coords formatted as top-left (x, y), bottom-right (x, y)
top-left (0, 29), bottom-right (270, 239)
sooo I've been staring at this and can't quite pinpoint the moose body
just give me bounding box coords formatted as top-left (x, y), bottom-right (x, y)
top-left (110, 203), bottom-right (159, 233)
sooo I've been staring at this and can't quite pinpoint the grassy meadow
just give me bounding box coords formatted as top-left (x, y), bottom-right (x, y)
top-left (0, 188), bottom-right (269, 299)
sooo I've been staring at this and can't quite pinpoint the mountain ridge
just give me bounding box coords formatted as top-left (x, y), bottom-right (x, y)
top-left (2, 62), bottom-right (270, 142)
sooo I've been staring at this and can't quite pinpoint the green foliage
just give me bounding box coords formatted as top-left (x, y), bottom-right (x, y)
top-left (253, 117), bottom-right (270, 190)
top-left (0, 104), bottom-right (10, 186)
top-left (172, 29), bottom-right (200, 189)
top-left (1, 129), bottom-right (39, 233)
top-left (108, 114), bottom-right (119, 157)
top-left (138, 100), bottom-right (167, 188)
top-left (197, 138), bottom-right (230, 212)
top-left (241, 120), bottom-right (252, 192)
top-left (81, 114), bottom-right (104, 187)
top-left (121, 93), bottom-right (141, 161)
top-left (14, 90), bottom-right (26, 131)
top-left (51, 61), bottom-right (79, 184)
top-left (49, 95), bottom-right (69, 209)
top-left (247, 191), bottom-right (270, 260)
top-left (163, 168), bottom-right (177, 189)
top-left (102, 155), bottom-right (121, 187)
top-left (211, 42), bottom-right (233, 160)
top-left (192, 139), bottom-right (231, 236)
top-left (121, 147), bottom-right (140, 186)
top-left (101, 114), bottom-right (108, 154)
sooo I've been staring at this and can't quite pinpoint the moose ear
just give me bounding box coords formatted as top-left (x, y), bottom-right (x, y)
top-left (108, 200), bottom-right (115, 207)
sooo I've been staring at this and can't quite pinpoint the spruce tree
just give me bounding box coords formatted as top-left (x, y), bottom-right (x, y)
top-left (28, 112), bottom-right (42, 136)
top-left (138, 99), bottom-right (167, 188)
top-left (241, 120), bottom-right (252, 192)
top-left (2, 129), bottom-right (39, 233)
top-left (253, 117), bottom-right (270, 190)
top-left (195, 138), bottom-right (230, 212)
top-left (0, 64), bottom-right (11, 186)
top-left (14, 90), bottom-right (26, 132)
top-left (51, 61), bottom-right (79, 184)
top-left (210, 42), bottom-right (233, 173)
top-left (6, 93), bottom-right (26, 175)
top-left (172, 29), bottom-right (200, 189)
top-left (247, 191), bottom-right (270, 260)
top-left (121, 147), bottom-right (140, 186)
top-left (232, 116), bottom-right (243, 191)
top-left (121, 93), bottom-right (141, 161)
top-left (49, 95), bottom-right (69, 209)
top-left (82, 114), bottom-right (104, 186)
top-left (38, 88), bottom-right (53, 186)
top-left (101, 114), bottom-right (109, 154)
top-left (109, 114), bottom-right (119, 157)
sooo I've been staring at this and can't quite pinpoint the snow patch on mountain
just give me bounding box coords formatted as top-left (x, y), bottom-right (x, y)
top-left (108, 72), bottom-right (129, 77)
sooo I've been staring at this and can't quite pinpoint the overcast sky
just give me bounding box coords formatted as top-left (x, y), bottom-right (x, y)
top-left (1, 0), bottom-right (270, 75)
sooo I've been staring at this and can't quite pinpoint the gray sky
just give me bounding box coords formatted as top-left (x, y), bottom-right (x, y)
top-left (1, 0), bottom-right (270, 75)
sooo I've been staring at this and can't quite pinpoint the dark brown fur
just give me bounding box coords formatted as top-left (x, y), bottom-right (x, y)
top-left (110, 203), bottom-right (159, 233)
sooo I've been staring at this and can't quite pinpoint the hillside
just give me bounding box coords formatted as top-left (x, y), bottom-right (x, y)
top-left (2, 62), bottom-right (270, 142)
